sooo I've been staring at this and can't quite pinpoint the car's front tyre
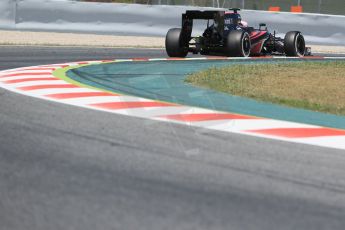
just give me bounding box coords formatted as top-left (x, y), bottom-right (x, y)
top-left (284, 31), bottom-right (306, 57)
top-left (165, 28), bottom-right (188, 58)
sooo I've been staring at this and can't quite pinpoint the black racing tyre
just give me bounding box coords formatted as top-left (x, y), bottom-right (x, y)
top-left (165, 28), bottom-right (188, 58)
top-left (225, 30), bottom-right (251, 57)
top-left (284, 31), bottom-right (306, 57)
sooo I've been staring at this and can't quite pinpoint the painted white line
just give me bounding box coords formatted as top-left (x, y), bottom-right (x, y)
top-left (92, 106), bottom-right (193, 118)
top-left (0, 75), bottom-right (56, 81)
top-left (189, 119), bottom-right (319, 131)
top-left (0, 70), bottom-right (54, 75)
top-left (6, 80), bottom-right (67, 88)
top-left (0, 66), bottom-right (55, 73)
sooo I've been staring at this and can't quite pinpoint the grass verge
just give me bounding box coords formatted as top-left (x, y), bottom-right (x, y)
top-left (186, 61), bottom-right (345, 115)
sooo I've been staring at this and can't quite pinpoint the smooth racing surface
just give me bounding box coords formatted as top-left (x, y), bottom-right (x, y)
top-left (1, 46), bottom-right (345, 230)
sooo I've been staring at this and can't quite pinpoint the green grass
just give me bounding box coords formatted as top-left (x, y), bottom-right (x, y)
top-left (186, 61), bottom-right (345, 115)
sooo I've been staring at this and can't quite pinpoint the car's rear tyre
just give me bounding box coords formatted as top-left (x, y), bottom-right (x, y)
top-left (284, 31), bottom-right (306, 57)
top-left (225, 30), bottom-right (251, 57)
top-left (165, 28), bottom-right (188, 58)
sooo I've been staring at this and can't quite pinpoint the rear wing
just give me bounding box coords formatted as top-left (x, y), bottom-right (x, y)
top-left (182, 10), bottom-right (225, 20)
top-left (181, 10), bottom-right (225, 44)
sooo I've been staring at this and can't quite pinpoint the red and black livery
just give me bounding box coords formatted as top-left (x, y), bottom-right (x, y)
top-left (166, 8), bottom-right (310, 57)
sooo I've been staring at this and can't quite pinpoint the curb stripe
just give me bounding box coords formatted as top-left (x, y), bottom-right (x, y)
top-left (0, 70), bottom-right (55, 75)
top-left (0, 72), bottom-right (53, 78)
top-left (114, 106), bottom-right (194, 118)
top-left (167, 57), bottom-right (189, 61)
top-left (10, 80), bottom-right (68, 88)
top-left (46, 92), bottom-right (119, 99)
top-left (56, 96), bottom-right (135, 105)
top-left (19, 68), bottom-right (57, 71)
top-left (90, 101), bottom-right (176, 110)
top-left (302, 56), bottom-right (325, 59)
top-left (247, 127), bottom-right (345, 138)
top-left (3, 77), bottom-right (58, 84)
top-left (160, 113), bottom-right (258, 122)
top-left (23, 88), bottom-right (102, 95)
top-left (251, 56), bottom-right (274, 59)
top-left (188, 119), bottom-right (318, 131)
top-left (18, 84), bottom-right (79, 91)
top-left (132, 58), bottom-right (150, 61)
top-left (4, 67), bottom-right (56, 71)
top-left (0, 75), bottom-right (54, 81)
top-left (206, 56), bottom-right (233, 60)
top-left (0, 68), bottom-right (56, 74)
top-left (41, 64), bottom-right (70, 68)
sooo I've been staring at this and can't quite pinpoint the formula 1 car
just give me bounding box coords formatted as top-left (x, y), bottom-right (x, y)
top-left (166, 8), bottom-right (310, 57)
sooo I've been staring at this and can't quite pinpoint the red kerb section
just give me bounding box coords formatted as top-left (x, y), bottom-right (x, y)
top-left (18, 84), bottom-right (79, 91)
top-left (161, 113), bottom-right (256, 122)
top-left (90, 101), bottom-right (176, 110)
top-left (132, 58), bottom-right (150, 61)
top-left (46, 92), bottom-right (119, 99)
top-left (247, 127), bottom-right (345, 138)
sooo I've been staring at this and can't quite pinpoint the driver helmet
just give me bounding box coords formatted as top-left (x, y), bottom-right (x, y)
top-left (225, 13), bottom-right (242, 26)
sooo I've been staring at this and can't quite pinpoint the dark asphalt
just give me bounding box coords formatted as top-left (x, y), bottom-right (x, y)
top-left (1, 46), bottom-right (345, 230)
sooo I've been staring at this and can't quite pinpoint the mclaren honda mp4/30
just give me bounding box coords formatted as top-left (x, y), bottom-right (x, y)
top-left (166, 8), bottom-right (311, 57)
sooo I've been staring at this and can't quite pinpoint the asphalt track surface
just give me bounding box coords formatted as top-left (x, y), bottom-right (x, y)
top-left (1, 46), bottom-right (345, 230)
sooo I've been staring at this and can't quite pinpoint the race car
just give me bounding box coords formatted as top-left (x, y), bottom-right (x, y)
top-left (165, 8), bottom-right (310, 57)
